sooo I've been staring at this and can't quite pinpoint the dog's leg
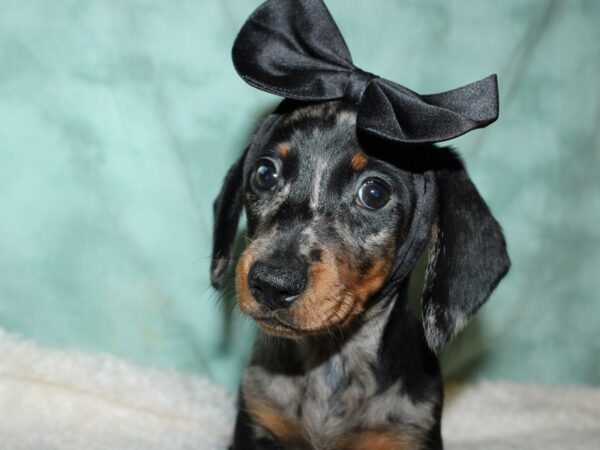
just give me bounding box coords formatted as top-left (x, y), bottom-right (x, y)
top-left (231, 410), bottom-right (284, 450)
top-left (423, 424), bottom-right (443, 450)
top-left (231, 398), bottom-right (286, 450)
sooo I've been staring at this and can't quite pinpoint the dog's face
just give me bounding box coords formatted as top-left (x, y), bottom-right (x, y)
top-left (211, 100), bottom-right (509, 351)
top-left (235, 102), bottom-right (414, 337)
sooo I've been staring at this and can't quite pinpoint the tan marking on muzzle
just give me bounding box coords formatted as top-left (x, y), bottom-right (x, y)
top-left (341, 257), bottom-right (391, 308)
top-left (236, 248), bottom-right (258, 316)
top-left (289, 250), bottom-right (392, 333)
top-left (291, 248), bottom-right (347, 330)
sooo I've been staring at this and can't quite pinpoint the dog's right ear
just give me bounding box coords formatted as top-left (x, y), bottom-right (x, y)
top-left (210, 148), bottom-right (248, 290)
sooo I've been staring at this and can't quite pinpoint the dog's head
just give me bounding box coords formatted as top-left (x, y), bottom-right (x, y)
top-left (211, 101), bottom-right (509, 352)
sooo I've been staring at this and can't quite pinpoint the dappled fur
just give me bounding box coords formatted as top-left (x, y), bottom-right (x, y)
top-left (211, 101), bottom-right (509, 449)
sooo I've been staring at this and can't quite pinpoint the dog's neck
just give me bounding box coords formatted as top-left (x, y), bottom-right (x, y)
top-left (250, 280), bottom-right (416, 377)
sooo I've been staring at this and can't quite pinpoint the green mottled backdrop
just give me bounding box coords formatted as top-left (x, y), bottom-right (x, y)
top-left (0, 0), bottom-right (598, 391)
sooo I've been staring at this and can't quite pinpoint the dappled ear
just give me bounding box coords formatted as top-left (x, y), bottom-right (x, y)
top-left (422, 152), bottom-right (510, 353)
top-left (210, 148), bottom-right (248, 290)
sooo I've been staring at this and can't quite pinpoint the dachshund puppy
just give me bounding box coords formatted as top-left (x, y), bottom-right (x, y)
top-left (211, 100), bottom-right (509, 450)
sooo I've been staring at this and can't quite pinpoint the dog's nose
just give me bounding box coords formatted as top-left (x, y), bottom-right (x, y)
top-left (248, 260), bottom-right (306, 310)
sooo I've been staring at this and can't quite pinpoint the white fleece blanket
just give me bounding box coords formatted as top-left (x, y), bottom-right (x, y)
top-left (1, 329), bottom-right (599, 450)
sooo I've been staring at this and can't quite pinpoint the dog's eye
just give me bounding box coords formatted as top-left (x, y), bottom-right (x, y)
top-left (253, 159), bottom-right (279, 191)
top-left (356, 179), bottom-right (390, 210)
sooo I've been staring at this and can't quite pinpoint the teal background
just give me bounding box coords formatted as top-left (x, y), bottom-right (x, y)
top-left (0, 0), bottom-right (598, 392)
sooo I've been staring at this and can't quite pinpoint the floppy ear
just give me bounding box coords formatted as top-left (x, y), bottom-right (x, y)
top-left (422, 151), bottom-right (510, 353)
top-left (210, 148), bottom-right (248, 290)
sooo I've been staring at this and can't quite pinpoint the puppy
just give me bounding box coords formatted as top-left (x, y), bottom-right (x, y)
top-left (211, 100), bottom-right (509, 450)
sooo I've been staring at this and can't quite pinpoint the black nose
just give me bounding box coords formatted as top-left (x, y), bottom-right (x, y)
top-left (248, 260), bottom-right (306, 310)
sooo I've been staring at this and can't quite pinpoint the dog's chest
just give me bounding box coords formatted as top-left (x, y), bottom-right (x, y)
top-left (299, 348), bottom-right (378, 438)
top-left (245, 347), bottom-right (378, 444)
top-left (243, 328), bottom-right (435, 448)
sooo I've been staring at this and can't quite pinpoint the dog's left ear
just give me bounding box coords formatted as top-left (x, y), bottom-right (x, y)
top-left (210, 148), bottom-right (248, 290)
top-left (421, 151), bottom-right (510, 353)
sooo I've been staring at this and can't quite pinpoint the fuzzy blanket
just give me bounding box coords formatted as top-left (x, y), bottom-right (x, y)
top-left (1, 330), bottom-right (598, 450)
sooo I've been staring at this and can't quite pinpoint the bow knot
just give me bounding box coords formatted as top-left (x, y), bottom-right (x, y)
top-left (345, 69), bottom-right (377, 106)
top-left (232, 0), bottom-right (499, 144)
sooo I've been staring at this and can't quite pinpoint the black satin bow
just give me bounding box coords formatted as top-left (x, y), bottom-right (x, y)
top-left (232, 0), bottom-right (499, 144)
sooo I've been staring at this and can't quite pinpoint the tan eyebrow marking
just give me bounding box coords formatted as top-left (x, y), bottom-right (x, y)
top-left (277, 143), bottom-right (291, 159)
top-left (351, 152), bottom-right (368, 171)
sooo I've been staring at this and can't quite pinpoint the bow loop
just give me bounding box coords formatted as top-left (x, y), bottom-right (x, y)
top-left (232, 0), bottom-right (499, 144)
